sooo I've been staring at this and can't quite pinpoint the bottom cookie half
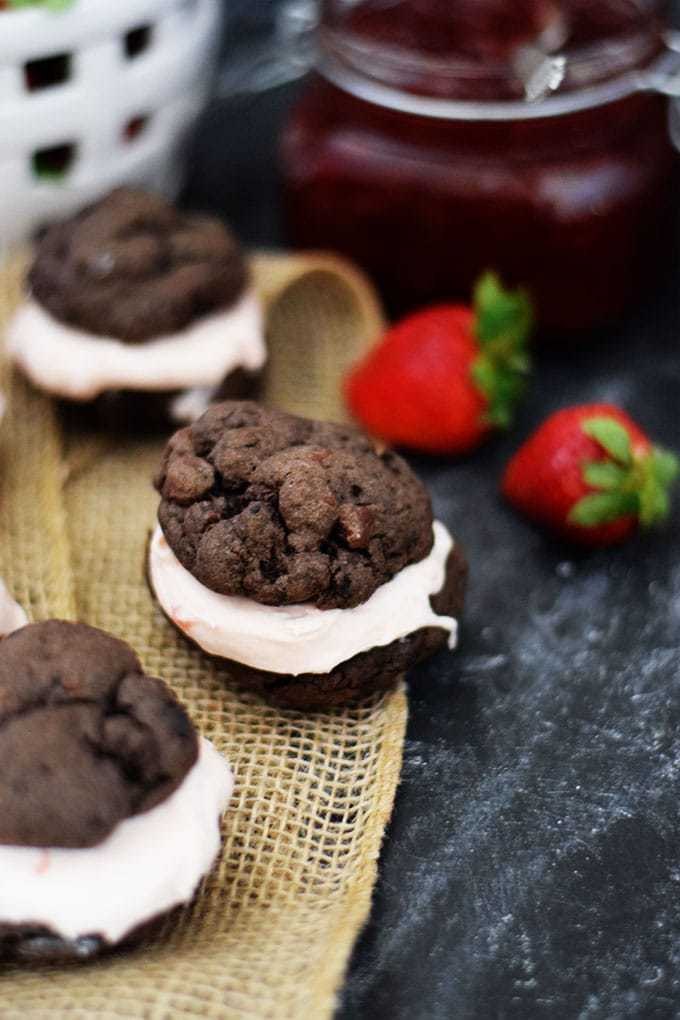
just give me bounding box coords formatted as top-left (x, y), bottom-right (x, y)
top-left (219, 544), bottom-right (468, 710)
top-left (56, 367), bottom-right (262, 435)
top-left (0, 910), bottom-right (173, 965)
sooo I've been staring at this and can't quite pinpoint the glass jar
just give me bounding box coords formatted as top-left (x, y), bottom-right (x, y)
top-left (281, 0), bottom-right (680, 333)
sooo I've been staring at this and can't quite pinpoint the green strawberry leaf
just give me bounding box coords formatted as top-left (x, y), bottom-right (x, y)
top-left (568, 490), bottom-right (638, 527)
top-left (506, 351), bottom-right (532, 373)
top-left (471, 272), bottom-right (534, 429)
top-left (636, 444), bottom-right (679, 527)
top-left (650, 447), bottom-right (679, 487)
top-left (471, 358), bottom-right (496, 393)
top-left (474, 272), bottom-right (534, 353)
top-left (582, 461), bottom-right (628, 491)
top-left (639, 477), bottom-right (669, 527)
top-left (7, 0), bottom-right (75, 8)
top-left (581, 417), bottom-right (632, 466)
top-left (472, 353), bottom-right (527, 429)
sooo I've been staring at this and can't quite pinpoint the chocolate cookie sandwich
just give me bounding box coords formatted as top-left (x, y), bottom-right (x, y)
top-left (149, 401), bottom-right (467, 709)
top-left (7, 188), bottom-right (265, 431)
top-left (0, 620), bottom-right (233, 963)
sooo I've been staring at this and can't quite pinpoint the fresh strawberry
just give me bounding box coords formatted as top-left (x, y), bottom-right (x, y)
top-left (345, 273), bottom-right (533, 455)
top-left (502, 404), bottom-right (679, 545)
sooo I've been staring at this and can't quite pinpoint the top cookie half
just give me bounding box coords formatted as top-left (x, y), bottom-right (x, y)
top-left (28, 188), bottom-right (248, 342)
top-left (155, 401), bottom-right (434, 610)
top-left (0, 621), bottom-right (198, 849)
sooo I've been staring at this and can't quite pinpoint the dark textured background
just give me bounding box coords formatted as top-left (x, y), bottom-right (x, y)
top-left (183, 6), bottom-right (680, 1016)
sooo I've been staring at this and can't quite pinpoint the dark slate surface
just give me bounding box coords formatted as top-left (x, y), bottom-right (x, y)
top-left (339, 314), bottom-right (680, 1020)
top-left (183, 79), bottom-right (680, 1020)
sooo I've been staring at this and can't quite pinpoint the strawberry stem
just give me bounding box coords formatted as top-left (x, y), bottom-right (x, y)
top-left (471, 272), bottom-right (534, 429)
top-left (569, 416), bottom-right (679, 529)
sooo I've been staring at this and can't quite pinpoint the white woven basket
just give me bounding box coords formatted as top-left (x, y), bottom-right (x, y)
top-left (0, 0), bottom-right (221, 246)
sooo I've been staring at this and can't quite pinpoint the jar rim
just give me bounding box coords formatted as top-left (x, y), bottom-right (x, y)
top-left (319, 38), bottom-right (680, 121)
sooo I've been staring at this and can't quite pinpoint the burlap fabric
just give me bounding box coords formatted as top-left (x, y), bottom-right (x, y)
top-left (0, 253), bottom-right (408, 1019)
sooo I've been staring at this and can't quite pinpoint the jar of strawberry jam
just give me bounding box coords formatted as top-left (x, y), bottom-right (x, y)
top-left (281, 0), bottom-right (680, 333)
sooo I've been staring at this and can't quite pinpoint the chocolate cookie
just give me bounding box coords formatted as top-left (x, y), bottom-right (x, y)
top-left (57, 364), bottom-right (262, 437)
top-left (29, 188), bottom-right (249, 341)
top-left (0, 911), bottom-right (170, 965)
top-left (0, 922), bottom-right (106, 964)
top-left (217, 542), bottom-right (468, 709)
top-left (0, 620), bottom-right (198, 849)
top-left (155, 401), bottom-right (434, 610)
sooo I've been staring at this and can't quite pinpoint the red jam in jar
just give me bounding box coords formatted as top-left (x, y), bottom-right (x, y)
top-left (282, 0), bottom-right (679, 333)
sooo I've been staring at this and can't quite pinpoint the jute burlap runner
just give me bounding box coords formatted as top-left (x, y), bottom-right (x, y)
top-left (0, 253), bottom-right (407, 1019)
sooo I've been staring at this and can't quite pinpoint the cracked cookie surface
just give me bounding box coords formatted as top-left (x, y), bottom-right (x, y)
top-left (155, 401), bottom-right (434, 610)
top-left (0, 620), bottom-right (198, 849)
top-left (29, 188), bottom-right (249, 342)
